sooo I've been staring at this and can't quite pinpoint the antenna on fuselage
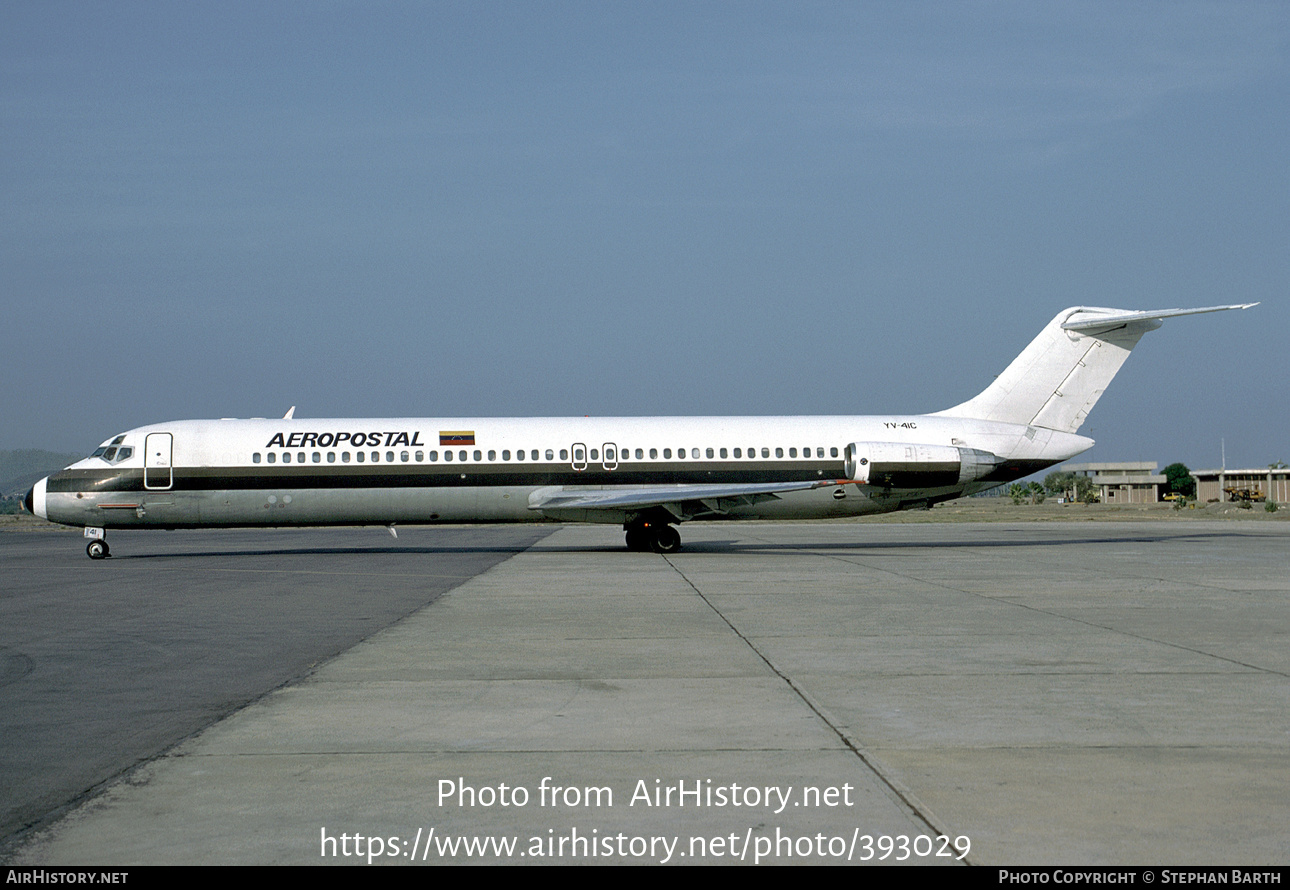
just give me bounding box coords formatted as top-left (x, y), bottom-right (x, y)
top-left (283, 406), bottom-right (296, 420)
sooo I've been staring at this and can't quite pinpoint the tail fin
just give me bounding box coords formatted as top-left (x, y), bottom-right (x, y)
top-left (934, 304), bottom-right (1256, 434)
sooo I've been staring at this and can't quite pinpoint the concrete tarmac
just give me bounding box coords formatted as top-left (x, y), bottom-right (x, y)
top-left (0, 525), bottom-right (554, 854)
top-left (8, 521), bottom-right (1289, 865)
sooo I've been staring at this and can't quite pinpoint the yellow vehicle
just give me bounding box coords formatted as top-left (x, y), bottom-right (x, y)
top-left (1224, 487), bottom-right (1267, 503)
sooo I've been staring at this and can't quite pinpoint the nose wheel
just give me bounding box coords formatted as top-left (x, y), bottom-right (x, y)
top-left (86, 539), bottom-right (110, 560)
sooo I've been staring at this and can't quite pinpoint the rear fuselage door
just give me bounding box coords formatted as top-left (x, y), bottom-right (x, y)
top-left (144, 432), bottom-right (173, 490)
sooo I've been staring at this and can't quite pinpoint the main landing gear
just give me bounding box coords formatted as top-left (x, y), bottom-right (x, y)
top-left (624, 519), bottom-right (681, 554)
top-left (86, 539), bottom-right (110, 560)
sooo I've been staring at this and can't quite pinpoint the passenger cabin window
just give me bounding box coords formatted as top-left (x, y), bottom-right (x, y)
top-left (502, 450), bottom-right (511, 460)
top-left (545, 449), bottom-right (554, 461)
top-left (530, 450), bottom-right (538, 461)
top-left (253, 453), bottom-right (261, 464)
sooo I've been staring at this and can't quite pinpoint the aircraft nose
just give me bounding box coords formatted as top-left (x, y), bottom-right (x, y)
top-left (24, 477), bottom-right (48, 519)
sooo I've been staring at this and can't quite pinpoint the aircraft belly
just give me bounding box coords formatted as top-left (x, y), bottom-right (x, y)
top-left (50, 487), bottom-right (539, 529)
top-left (735, 487), bottom-right (884, 519)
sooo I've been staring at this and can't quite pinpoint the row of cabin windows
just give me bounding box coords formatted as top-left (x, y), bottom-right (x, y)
top-left (250, 445), bottom-right (842, 465)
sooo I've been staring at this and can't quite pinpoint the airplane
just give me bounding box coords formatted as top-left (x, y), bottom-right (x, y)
top-left (25, 303), bottom-right (1255, 559)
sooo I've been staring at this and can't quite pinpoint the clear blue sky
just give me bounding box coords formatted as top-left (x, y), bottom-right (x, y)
top-left (4, 1), bottom-right (1286, 470)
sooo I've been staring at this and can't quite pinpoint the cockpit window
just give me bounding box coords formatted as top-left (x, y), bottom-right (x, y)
top-left (96, 444), bottom-right (133, 463)
top-left (92, 434), bottom-right (129, 461)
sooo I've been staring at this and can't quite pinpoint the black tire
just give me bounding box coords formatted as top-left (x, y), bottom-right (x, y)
top-left (87, 540), bottom-right (108, 560)
top-left (650, 525), bottom-right (681, 554)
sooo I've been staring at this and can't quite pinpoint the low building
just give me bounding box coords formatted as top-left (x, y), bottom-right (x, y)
top-left (1193, 468), bottom-right (1289, 503)
top-left (1064, 462), bottom-right (1166, 504)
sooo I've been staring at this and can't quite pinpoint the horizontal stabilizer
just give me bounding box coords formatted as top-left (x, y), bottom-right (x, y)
top-left (1060, 304), bottom-right (1258, 335)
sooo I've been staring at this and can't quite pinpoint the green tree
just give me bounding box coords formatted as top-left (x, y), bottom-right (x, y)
top-left (1163, 463), bottom-right (1196, 499)
top-left (1044, 471), bottom-right (1074, 497)
top-left (1044, 470), bottom-right (1095, 502)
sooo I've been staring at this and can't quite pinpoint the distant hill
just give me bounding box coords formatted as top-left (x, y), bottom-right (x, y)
top-left (0, 449), bottom-right (83, 497)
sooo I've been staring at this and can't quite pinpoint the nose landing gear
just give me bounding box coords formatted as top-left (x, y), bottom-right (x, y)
top-left (86, 539), bottom-right (110, 560)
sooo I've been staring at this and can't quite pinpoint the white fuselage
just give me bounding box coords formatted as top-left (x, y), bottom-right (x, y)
top-left (30, 413), bottom-right (1090, 531)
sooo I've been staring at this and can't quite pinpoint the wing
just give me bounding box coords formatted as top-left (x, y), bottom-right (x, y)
top-left (528, 480), bottom-right (846, 522)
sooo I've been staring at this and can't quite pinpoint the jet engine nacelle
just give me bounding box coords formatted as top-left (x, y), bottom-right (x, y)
top-left (845, 442), bottom-right (1003, 488)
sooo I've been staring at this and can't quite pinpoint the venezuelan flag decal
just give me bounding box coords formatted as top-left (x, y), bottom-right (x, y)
top-left (439, 431), bottom-right (476, 446)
